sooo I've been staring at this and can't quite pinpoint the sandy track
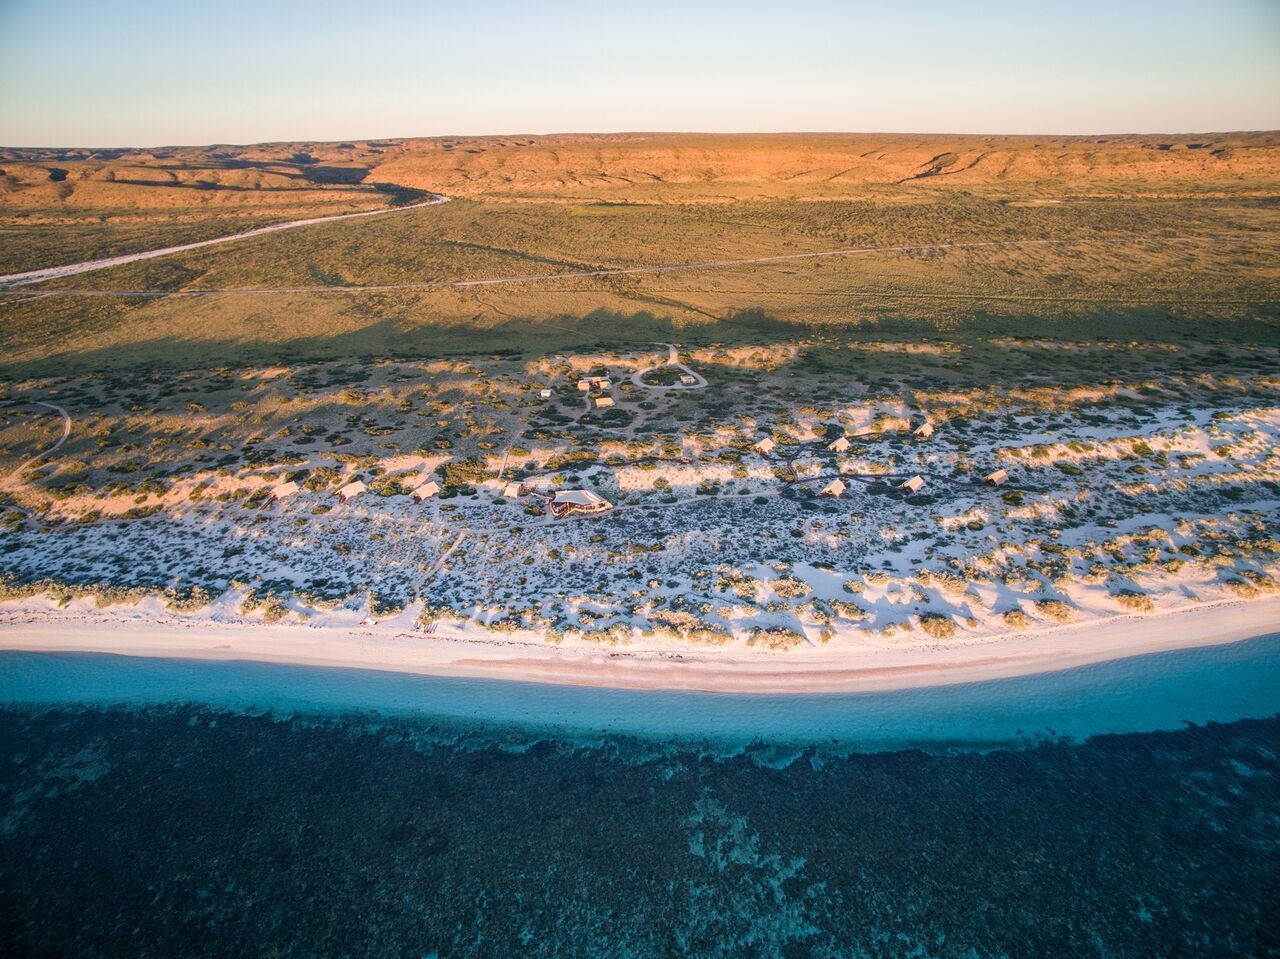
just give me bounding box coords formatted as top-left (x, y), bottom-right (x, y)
top-left (2, 401), bottom-right (71, 490)
top-left (0, 194), bottom-right (448, 288)
top-left (631, 342), bottom-right (707, 391)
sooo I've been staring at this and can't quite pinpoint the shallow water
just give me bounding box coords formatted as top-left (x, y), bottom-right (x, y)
top-left (1, 640), bottom-right (1279, 957)
top-left (2, 633), bottom-right (1280, 755)
top-left (2, 705), bottom-right (1278, 957)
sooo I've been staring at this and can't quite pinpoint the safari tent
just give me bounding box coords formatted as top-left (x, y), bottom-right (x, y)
top-left (270, 481), bottom-right (299, 501)
top-left (411, 481), bottom-right (441, 501)
top-left (551, 489), bottom-right (614, 518)
top-left (337, 480), bottom-right (367, 502)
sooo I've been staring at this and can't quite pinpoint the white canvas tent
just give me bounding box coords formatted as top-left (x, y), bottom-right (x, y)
top-left (411, 481), bottom-right (441, 501)
top-left (270, 481), bottom-right (299, 501)
top-left (337, 480), bottom-right (367, 501)
top-left (551, 489), bottom-right (613, 517)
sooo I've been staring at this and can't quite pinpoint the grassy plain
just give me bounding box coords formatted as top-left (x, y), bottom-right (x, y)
top-left (3, 132), bottom-right (1277, 375)
top-left (1, 199), bottom-right (1277, 373)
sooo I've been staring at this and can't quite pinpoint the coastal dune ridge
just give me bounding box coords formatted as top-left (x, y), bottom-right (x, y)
top-left (3, 594), bottom-right (1278, 695)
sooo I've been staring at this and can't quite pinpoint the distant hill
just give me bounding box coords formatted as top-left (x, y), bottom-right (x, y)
top-left (365, 131), bottom-right (1280, 201)
top-left (3, 131), bottom-right (1278, 215)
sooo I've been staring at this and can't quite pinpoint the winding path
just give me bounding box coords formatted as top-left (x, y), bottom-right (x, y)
top-left (1, 402), bottom-right (72, 526)
top-left (2, 401), bottom-right (71, 490)
top-left (0, 194), bottom-right (448, 288)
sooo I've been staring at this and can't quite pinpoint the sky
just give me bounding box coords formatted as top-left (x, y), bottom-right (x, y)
top-left (1, 0), bottom-right (1277, 146)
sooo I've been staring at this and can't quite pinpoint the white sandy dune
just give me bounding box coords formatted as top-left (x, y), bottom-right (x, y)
top-left (2, 595), bottom-right (1278, 695)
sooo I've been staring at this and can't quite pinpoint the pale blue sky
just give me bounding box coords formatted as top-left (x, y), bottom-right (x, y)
top-left (1, 0), bottom-right (1277, 146)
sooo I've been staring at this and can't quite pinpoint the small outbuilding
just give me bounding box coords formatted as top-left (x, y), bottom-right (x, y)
top-left (502, 482), bottom-right (523, 498)
top-left (577, 379), bottom-right (592, 392)
top-left (899, 475), bottom-right (926, 494)
top-left (270, 481), bottom-right (300, 501)
top-left (821, 478), bottom-right (847, 498)
top-left (593, 377), bottom-right (612, 389)
top-left (914, 421), bottom-right (935, 440)
top-left (679, 374), bottom-right (698, 386)
top-left (828, 436), bottom-right (851, 453)
top-left (551, 489), bottom-right (613, 518)
top-left (753, 437), bottom-right (776, 455)
top-left (411, 480), bottom-right (441, 501)
top-left (985, 469), bottom-right (1009, 486)
top-left (337, 480), bottom-right (367, 502)
top-left (539, 388), bottom-right (553, 398)
top-left (595, 396), bottom-right (615, 409)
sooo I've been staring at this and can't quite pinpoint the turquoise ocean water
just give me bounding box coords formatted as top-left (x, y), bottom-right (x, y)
top-left (2, 636), bottom-right (1278, 956)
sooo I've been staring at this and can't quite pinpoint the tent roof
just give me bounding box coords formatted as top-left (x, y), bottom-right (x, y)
top-left (553, 489), bottom-right (608, 506)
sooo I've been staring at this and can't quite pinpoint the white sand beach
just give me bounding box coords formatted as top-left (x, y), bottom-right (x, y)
top-left (2, 594), bottom-right (1278, 695)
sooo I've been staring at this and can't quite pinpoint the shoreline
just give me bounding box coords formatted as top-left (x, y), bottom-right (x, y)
top-left (2, 595), bottom-right (1279, 696)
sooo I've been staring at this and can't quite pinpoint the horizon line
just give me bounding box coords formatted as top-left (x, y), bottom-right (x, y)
top-left (4, 128), bottom-right (1279, 152)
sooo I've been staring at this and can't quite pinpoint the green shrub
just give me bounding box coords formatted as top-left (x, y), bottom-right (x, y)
top-left (918, 613), bottom-right (957, 639)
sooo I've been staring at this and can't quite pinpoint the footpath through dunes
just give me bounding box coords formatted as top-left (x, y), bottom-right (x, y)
top-left (0, 194), bottom-right (449, 288)
top-left (1, 401), bottom-right (71, 490)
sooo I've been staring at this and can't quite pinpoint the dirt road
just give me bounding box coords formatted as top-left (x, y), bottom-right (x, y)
top-left (0, 195), bottom-right (448, 288)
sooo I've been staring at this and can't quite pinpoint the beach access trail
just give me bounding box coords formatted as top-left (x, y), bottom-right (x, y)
top-left (2, 401), bottom-right (72, 490)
